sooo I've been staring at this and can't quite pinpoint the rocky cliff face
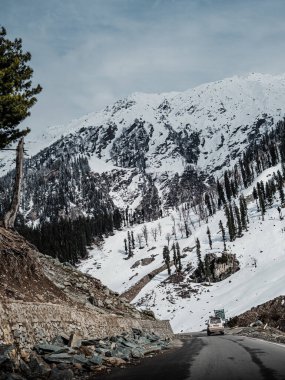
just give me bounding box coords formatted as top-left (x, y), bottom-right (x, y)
top-left (191, 252), bottom-right (240, 283)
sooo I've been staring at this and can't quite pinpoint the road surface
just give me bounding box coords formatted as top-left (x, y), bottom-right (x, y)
top-left (95, 333), bottom-right (285, 380)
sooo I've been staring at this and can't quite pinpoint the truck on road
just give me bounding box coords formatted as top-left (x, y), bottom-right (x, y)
top-left (207, 316), bottom-right (225, 335)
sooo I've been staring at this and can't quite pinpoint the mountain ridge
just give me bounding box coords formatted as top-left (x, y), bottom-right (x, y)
top-left (1, 72), bottom-right (285, 232)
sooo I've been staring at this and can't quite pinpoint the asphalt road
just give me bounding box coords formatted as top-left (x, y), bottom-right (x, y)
top-left (94, 333), bottom-right (285, 380)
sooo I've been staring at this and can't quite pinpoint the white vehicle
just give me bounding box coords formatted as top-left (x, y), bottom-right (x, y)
top-left (207, 316), bottom-right (225, 336)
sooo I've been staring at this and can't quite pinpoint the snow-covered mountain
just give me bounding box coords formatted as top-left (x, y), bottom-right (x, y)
top-left (1, 73), bottom-right (285, 221)
top-left (1, 72), bottom-right (285, 332)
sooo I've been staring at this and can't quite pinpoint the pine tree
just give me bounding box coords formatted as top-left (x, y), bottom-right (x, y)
top-left (204, 254), bottom-right (212, 283)
top-left (229, 203), bottom-right (236, 240)
top-left (184, 221), bottom-right (190, 238)
top-left (171, 243), bottom-right (177, 271)
top-left (196, 238), bottom-right (204, 275)
top-left (0, 27), bottom-right (42, 148)
top-left (239, 195), bottom-right (247, 231)
top-left (224, 204), bottom-right (235, 241)
top-left (265, 182), bottom-right (273, 205)
top-left (277, 170), bottom-right (285, 204)
top-left (113, 209), bottom-right (122, 230)
top-left (257, 182), bottom-right (266, 220)
top-left (260, 181), bottom-right (266, 200)
top-left (219, 220), bottom-right (226, 251)
top-left (124, 238), bottom-right (128, 255)
top-left (270, 178), bottom-right (276, 195)
top-left (176, 242), bottom-right (182, 271)
top-left (163, 246), bottom-right (171, 275)
top-left (239, 159), bottom-right (247, 188)
top-left (131, 230), bottom-right (135, 249)
top-left (230, 180), bottom-right (237, 198)
top-left (204, 193), bottom-right (213, 216)
top-left (234, 202), bottom-right (242, 237)
top-left (128, 238), bottom-right (133, 257)
top-left (206, 226), bottom-right (212, 249)
top-left (210, 193), bottom-right (216, 215)
top-left (224, 171), bottom-right (232, 202)
top-left (216, 179), bottom-right (226, 207)
top-left (252, 186), bottom-right (259, 210)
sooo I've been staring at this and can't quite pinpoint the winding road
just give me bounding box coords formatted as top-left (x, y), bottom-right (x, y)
top-left (95, 332), bottom-right (285, 380)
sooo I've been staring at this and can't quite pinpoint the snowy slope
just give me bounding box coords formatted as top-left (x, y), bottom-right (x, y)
top-left (78, 164), bottom-right (285, 333)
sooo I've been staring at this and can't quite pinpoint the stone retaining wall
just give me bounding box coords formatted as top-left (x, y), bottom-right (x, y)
top-left (0, 301), bottom-right (173, 349)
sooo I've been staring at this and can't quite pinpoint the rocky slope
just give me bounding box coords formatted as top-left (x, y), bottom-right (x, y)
top-left (0, 227), bottom-right (156, 318)
top-left (0, 228), bottom-right (173, 378)
top-left (229, 295), bottom-right (285, 331)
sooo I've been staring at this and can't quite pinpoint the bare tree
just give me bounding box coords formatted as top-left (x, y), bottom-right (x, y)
top-left (181, 204), bottom-right (194, 233)
top-left (178, 206), bottom-right (182, 221)
top-left (142, 225), bottom-right (149, 246)
top-left (151, 227), bottom-right (158, 242)
top-left (178, 223), bottom-right (185, 238)
top-left (136, 233), bottom-right (143, 249)
top-left (172, 225), bottom-right (177, 240)
top-left (170, 214), bottom-right (177, 239)
top-left (188, 213), bottom-right (195, 230)
top-left (157, 222), bottom-right (162, 236)
top-left (3, 138), bottom-right (24, 228)
top-left (165, 233), bottom-right (171, 247)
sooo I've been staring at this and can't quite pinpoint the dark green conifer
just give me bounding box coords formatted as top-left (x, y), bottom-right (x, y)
top-left (204, 254), bottom-right (212, 282)
top-left (0, 27), bottom-right (42, 148)
top-left (205, 193), bottom-right (213, 216)
top-left (224, 171), bottom-right (232, 201)
top-left (176, 242), bottom-right (182, 271)
top-left (234, 202), bottom-right (242, 237)
top-left (257, 182), bottom-right (266, 220)
top-left (163, 245), bottom-right (171, 275)
top-left (206, 226), bottom-right (212, 249)
top-left (265, 182), bottom-right (273, 205)
top-left (196, 238), bottom-right (204, 274)
top-left (239, 195), bottom-right (247, 231)
top-left (171, 243), bottom-right (177, 271)
top-left (131, 230), bottom-right (135, 249)
top-left (229, 203), bottom-right (236, 240)
top-left (252, 186), bottom-right (258, 210)
top-left (217, 179), bottom-right (226, 207)
top-left (277, 170), bottom-right (285, 204)
top-left (224, 204), bottom-right (235, 241)
top-left (219, 220), bottom-right (226, 251)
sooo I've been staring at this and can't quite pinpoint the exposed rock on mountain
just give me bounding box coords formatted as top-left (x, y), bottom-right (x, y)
top-left (191, 252), bottom-right (240, 283)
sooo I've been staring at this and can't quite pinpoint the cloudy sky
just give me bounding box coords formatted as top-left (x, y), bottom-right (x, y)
top-left (2, 0), bottom-right (285, 132)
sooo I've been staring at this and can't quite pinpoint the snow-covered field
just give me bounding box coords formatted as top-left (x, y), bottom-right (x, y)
top-left (79, 165), bottom-right (285, 333)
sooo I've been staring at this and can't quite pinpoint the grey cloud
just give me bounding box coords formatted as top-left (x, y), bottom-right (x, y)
top-left (1, 0), bottom-right (285, 134)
